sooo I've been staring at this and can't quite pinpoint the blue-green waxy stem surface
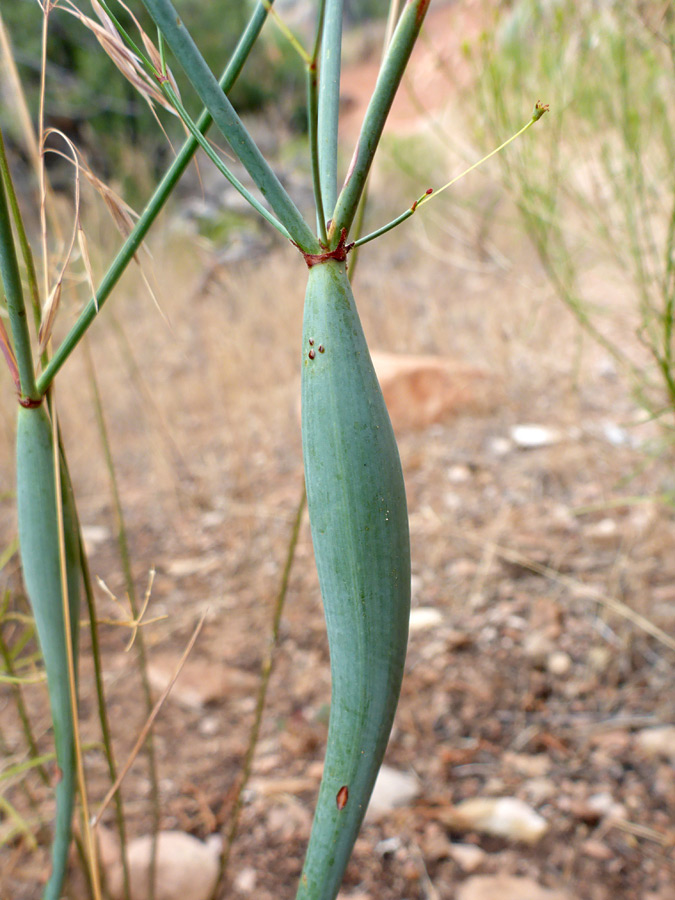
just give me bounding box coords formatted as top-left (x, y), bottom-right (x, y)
top-left (299, 261), bottom-right (411, 900)
top-left (16, 405), bottom-right (80, 900)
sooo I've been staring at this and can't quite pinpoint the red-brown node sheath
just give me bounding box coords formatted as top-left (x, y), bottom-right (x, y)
top-left (18, 395), bottom-right (43, 408)
top-left (298, 228), bottom-right (355, 268)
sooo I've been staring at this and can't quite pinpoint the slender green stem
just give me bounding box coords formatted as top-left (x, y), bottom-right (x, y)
top-left (308, 1), bottom-right (328, 244)
top-left (330, 0), bottom-right (431, 242)
top-left (0, 157), bottom-right (38, 402)
top-left (353, 188), bottom-right (431, 248)
top-left (353, 104), bottom-right (549, 249)
top-left (213, 486), bottom-right (307, 899)
top-left (317, 0), bottom-right (343, 222)
top-left (160, 82), bottom-right (291, 240)
top-left (347, 0), bottom-right (401, 283)
top-left (36, 0), bottom-right (278, 395)
top-left (140, 0), bottom-right (319, 252)
top-left (0, 130), bottom-right (41, 333)
top-left (308, 68), bottom-right (327, 246)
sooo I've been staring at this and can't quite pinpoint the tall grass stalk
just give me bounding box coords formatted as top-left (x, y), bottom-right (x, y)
top-left (84, 336), bottom-right (160, 900)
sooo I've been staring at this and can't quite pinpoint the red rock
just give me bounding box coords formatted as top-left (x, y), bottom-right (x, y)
top-left (371, 351), bottom-right (499, 431)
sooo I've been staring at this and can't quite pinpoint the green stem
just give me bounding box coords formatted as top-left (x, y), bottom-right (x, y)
top-left (353, 104), bottom-right (548, 249)
top-left (160, 82), bottom-right (291, 240)
top-left (36, 0), bottom-right (278, 396)
top-left (140, 0), bottom-right (319, 253)
top-left (0, 151), bottom-right (38, 403)
top-left (317, 0), bottom-right (343, 221)
top-left (330, 0), bottom-right (431, 242)
top-left (0, 130), bottom-right (41, 334)
top-left (308, 1), bottom-right (328, 244)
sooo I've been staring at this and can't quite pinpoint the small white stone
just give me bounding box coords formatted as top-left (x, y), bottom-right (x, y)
top-left (447, 464), bottom-right (472, 484)
top-left (511, 424), bottom-right (562, 449)
top-left (547, 651), bottom-right (572, 676)
top-left (487, 436), bottom-right (512, 456)
top-left (409, 607), bottom-right (443, 631)
top-left (448, 797), bottom-right (549, 844)
top-left (365, 766), bottom-right (420, 821)
top-left (635, 726), bottom-right (675, 762)
top-left (233, 867), bottom-right (256, 893)
top-left (448, 842), bottom-right (485, 872)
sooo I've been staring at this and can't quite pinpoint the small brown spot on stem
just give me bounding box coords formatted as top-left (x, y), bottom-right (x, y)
top-left (318, 345), bottom-right (325, 353)
top-left (308, 349), bottom-right (316, 360)
top-left (309, 338), bottom-right (314, 346)
top-left (336, 785), bottom-right (349, 810)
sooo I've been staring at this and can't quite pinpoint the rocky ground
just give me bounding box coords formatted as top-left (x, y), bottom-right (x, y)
top-left (0, 3), bottom-right (674, 898)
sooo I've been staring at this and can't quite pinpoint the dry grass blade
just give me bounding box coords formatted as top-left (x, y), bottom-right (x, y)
top-left (605, 818), bottom-right (675, 848)
top-left (0, 14), bottom-right (40, 179)
top-left (0, 316), bottom-right (20, 392)
top-left (40, 132), bottom-right (169, 323)
top-left (58, 0), bottom-right (178, 117)
top-left (37, 129), bottom-right (82, 352)
top-left (38, 280), bottom-right (63, 354)
top-left (77, 224), bottom-right (97, 309)
top-left (92, 611), bottom-right (207, 827)
top-left (108, 0), bottom-right (180, 98)
top-left (451, 529), bottom-right (675, 653)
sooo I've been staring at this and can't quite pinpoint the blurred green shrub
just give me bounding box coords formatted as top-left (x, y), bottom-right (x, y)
top-left (468, 0), bottom-right (675, 428)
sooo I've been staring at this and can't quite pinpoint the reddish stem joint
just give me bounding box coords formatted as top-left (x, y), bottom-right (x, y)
top-left (18, 395), bottom-right (43, 408)
top-left (298, 228), bottom-right (355, 268)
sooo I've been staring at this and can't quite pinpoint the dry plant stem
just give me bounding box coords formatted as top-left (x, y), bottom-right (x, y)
top-left (330, 0), bottom-right (431, 242)
top-left (452, 529), bottom-right (675, 654)
top-left (109, 311), bottom-right (193, 488)
top-left (140, 0), bottom-right (319, 253)
top-left (259, 0), bottom-right (310, 63)
top-left (86, 346), bottom-right (160, 900)
top-left (50, 406), bottom-right (102, 900)
top-left (214, 487), bottom-right (307, 898)
top-left (92, 613), bottom-right (207, 827)
top-left (37, 2), bottom-right (52, 306)
top-left (36, 0), bottom-right (278, 395)
top-left (0, 14), bottom-right (40, 183)
top-left (0, 628), bottom-right (50, 787)
top-left (78, 339), bottom-right (132, 900)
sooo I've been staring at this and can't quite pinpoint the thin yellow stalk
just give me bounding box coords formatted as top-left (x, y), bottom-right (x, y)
top-left (38, 2), bottom-right (53, 305)
top-left (50, 401), bottom-right (102, 900)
